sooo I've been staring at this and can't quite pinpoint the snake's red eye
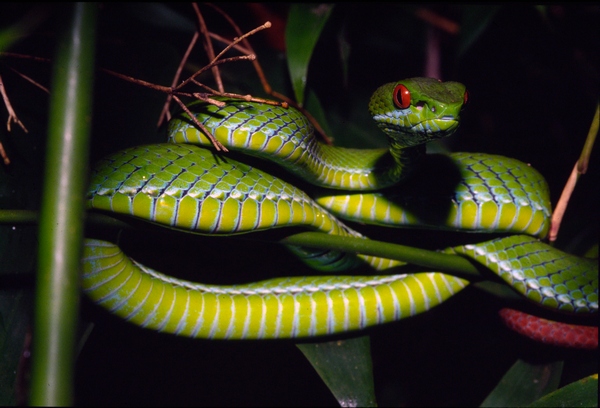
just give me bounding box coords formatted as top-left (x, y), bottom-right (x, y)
top-left (463, 90), bottom-right (469, 106)
top-left (393, 84), bottom-right (411, 109)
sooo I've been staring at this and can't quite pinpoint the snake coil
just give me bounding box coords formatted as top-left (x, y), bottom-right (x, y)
top-left (84, 77), bottom-right (597, 347)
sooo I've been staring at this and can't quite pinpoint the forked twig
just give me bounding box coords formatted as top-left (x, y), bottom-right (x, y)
top-left (0, 74), bottom-right (28, 134)
top-left (171, 94), bottom-right (227, 152)
top-left (157, 31), bottom-right (200, 127)
top-left (205, 3), bottom-right (334, 144)
top-left (549, 103), bottom-right (598, 242)
top-left (0, 73), bottom-right (28, 165)
top-left (100, 55), bottom-right (253, 95)
top-left (193, 2), bottom-right (223, 93)
top-left (174, 54), bottom-right (257, 91)
top-left (206, 3), bottom-right (273, 95)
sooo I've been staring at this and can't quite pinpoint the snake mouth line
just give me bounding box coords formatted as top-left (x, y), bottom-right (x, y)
top-left (410, 118), bottom-right (459, 133)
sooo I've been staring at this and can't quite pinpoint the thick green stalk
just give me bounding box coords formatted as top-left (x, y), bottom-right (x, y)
top-left (280, 231), bottom-right (481, 277)
top-left (29, 3), bottom-right (97, 406)
top-left (0, 209), bottom-right (480, 278)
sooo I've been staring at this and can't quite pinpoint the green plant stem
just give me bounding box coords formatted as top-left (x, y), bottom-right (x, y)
top-left (0, 210), bottom-right (38, 224)
top-left (0, 209), bottom-right (482, 279)
top-left (29, 3), bottom-right (97, 406)
top-left (280, 231), bottom-right (481, 278)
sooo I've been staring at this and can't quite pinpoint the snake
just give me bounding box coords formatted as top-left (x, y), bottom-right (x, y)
top-left (83, 77), bottom-right (598, 347)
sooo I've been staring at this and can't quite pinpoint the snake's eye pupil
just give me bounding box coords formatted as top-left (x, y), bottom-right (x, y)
top-left (393, 84), bottom-right (411, 109)
top-left (463, 90), bottom-right (469, 106)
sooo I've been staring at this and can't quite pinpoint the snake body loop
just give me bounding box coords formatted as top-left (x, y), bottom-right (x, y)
top-left (86, 143), bottom-right (402, 272)
top-left (315, 152), bottom-right (552, 238)
top-left (84, 77), bottom-right (597, 346)
top-left (448, 235), bottom-right (598, 314)
top-left (168, 78), bottom-right (467, 190)
top-left (82, 239), bottom-right (467, 340)
top-left (81, 235), bottom-right (597, 340)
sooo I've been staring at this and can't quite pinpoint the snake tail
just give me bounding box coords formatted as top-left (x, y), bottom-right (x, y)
top-left (499, 308), bottom-right (598, 349)
top-left (82, 239), bottom-right (468, 340)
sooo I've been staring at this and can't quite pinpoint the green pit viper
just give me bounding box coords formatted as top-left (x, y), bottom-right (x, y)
top-left (83, 77), bottom-right (598, 347)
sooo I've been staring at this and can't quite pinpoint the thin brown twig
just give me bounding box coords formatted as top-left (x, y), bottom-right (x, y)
top-left (0, 142), bottom-right (10, 166)
top-left (414, 8), bottom-right (460, 35)
top-left (190, 80), bottom-right (287, 107)
top-left (191, 93), bottom-right (226, 107)
top-left (0, 74), bottom-right (28, 134)
top-left (212, 22), bottom-right (272, 67)
top-left (193, 2), bottom-right (223, 93)
top-left (208, 32), bottom-right (252, 56)
top-left (158, 5), bottom-right (269, 127)
top-left (171, 94), bottom-right (228, 152)
top-left (206, 3), bottom-right (272, 94)
top-left (100, 54), bottom-right (254, 94)
top-left (549, 103), bottom-right (598, 242)
top-left (0, 52), bottom-right (50, 63)
top-left (170, 6), bottom-right (332, 146)
top-left (99, 67), bottom-right (172, 93)
top-left (205, 4), bottom-right (333, 144)
top-left (8, 66), bottom-right (50, 94)
top-left (157, 31), bottom-right (200, 127)
top-left (174, 54), bottom-right (256, 91)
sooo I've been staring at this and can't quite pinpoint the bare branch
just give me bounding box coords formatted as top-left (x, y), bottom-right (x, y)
top-left (208, 32), bottom-right (252, 55)
top-left (0, 74), bottom-right (28, 134)
top-left (175, 54), bottom-right (255, 91)
top-left (0, 52), bottom-right (50, 63)
top-left (157, 31), bottom-right (200, 127)
top-left (8, 67), bottom-right (49, 94)
top-left (99, 67), bottom-right (172, 93)
top-left (0, 142), bottom-right (10, 165)
top-left (414, 8), bottom-right (460, 35)
top-left (193, 3), bottom-right (223, 93)
top-left (207, 3), bottom-right (273, 94)
top-left (205, 4), bottom-right (333, 144)
top-left (212, 21), bottom-right (271, 65)
top-left (549, 103), bottom-right (599, 242)
top-left (171, 94), bottom-right (228, 152)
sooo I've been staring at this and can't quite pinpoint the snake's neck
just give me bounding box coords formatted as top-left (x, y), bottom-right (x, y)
top-left (301, 138), bottom-right (425, 191)
top-left (387, 140), bottom-right (426, 184)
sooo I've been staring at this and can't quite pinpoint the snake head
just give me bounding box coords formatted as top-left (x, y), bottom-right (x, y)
top-left (369, 77), bottom-right (468, 147)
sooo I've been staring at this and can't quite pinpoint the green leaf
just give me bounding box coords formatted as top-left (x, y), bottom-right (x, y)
top-left (297, 335), bottom-right (377, 407)
top-left (480, 359), bottom-right (563, 407)
top-left (304, 87), bottom-right (334, 141)
top-left (285, 3), bottom-right (334, 106)
top-left (528, 374), bottom-right (598, 407)
top-left (0, 5), bottom-right (48, 53)
top-left (457, 5), bottom-right (500, 57)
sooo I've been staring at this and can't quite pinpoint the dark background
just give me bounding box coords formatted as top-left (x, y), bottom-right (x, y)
top-left (0, 4), bottom-right (598, 406)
